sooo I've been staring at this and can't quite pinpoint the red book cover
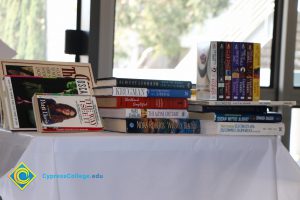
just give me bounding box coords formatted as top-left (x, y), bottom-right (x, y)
top-left (224, 42), bottom-right (232, 100)
top-left (96, 96), bottom-right (188, 109)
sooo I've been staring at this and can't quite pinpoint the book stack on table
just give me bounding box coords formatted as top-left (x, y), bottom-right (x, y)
top-left (94, 77), bottom-right (201, 133)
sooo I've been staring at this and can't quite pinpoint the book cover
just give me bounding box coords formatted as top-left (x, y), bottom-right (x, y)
top-left (239, 43), bottom-right (247, 100)
top-left (98, 108), bottom-right (189, 119)
top-left (224, 42), bottom-right (232, 100)
top-left (196, 41), bottom-right (217, 100)
top-left (231, 42), bottom-right (240, 100)
top-left (95, 77), bottom-right (192, 90)
top-left (0, 59), bottom-right (95, 89)
top-left (217, 42), bottom-right (225, 100)
top-left (32, 94), bottom-right (103, 132)
top-left (253, 43), bottom-right (261, 101)
top-left (245, 43), bottom-right (253, 101)
top-left (1, 76), bottom-right (91, 130)
top-left (201, 120), bottom-right (285, 136)
top-left (93, 87), bottom-right (191, 98)
top-left (102, 118), bottom-right (201, 133)
top-left (96, 96), bottom-right (188, 109)
top-left (188, 112), bottom-right (282, 123)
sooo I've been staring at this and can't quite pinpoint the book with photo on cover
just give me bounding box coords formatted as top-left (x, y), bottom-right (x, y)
top-left (0, 76), bottom-right (91, 130)
top-left (0, 59), bottom-right (95, 89)
top-left (32, 94), bottom-right (103, 132)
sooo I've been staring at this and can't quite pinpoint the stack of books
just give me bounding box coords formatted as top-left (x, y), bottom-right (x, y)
top-left (197, 41), bottom-right (260, 101)
top-left (94, 77), bottom-right (201, 133)
top-left (188, 100), bottom-right (296, 136)
top-left (0, 59), bottom-right (103, 132)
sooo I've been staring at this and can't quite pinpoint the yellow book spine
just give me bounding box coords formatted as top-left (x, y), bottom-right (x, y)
top-left (253, 43), bottom-right (261, 101)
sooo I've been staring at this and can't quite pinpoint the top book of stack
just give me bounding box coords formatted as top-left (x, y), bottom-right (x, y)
top-left (95, 77), bottom-right (192, 90)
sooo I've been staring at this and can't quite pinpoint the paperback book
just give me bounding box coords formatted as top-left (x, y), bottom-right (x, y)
top-left (0, 59), bottom-right (95, 89)
top-left (1, 76), bottom-right (91, 130)
top-left (96, 96), bottom-right (188, 109)
top-left (95, 77), bottom-right (192, 89)
top-left (102, 118), bottom-right (201, 133)
top-left (200, 120), bottom-right (285, 136)
top-left (32, 94), bottom-right (103, 132)
top-left (188, 100), bottom-right (297, 107)
top-left (99, 108), bottom-right (189, 119)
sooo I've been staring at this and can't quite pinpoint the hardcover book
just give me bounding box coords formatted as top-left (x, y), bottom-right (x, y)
top-left (95, 77), bottom-right (192, 90)
top-left (96, 96), bottom-right (188, 109)
top-left (200, 120), bottom-right (285, 136)
top-left (188, 104), bottom-right (269, 114)
top-left (102, 118), bottom-right (201, 133)
top-left (1, 76), bottom-right (91, 130)
top-left (93, 87), bottom-right (191, 98)
top-left (99, 108), bottom-right (189, 119)
top-left (32, 94), bottom-right (103, 132)
top-left (188, 112), bottom-right (282, 123)
top-left (0, 59), bottom-right (95, 89)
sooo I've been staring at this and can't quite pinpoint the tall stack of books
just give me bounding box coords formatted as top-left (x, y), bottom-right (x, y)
top-left (94, 77), bottom-right (201, 133)
top-left (0, 59), bottom-right (103, 132)
top-left (196, 41), bottom-right (261, 101)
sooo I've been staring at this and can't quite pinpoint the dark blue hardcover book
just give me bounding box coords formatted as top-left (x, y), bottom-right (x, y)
top-left (188, 105), bottom-right (269, 114)
top-left (231, 42), bottom-right (240, 100)
top-left (103, 118), bottom-right (201, 133)
top-left (215, 112), bottom-right (282, 123)
top-left (96, 77), bottom-right (192, 90)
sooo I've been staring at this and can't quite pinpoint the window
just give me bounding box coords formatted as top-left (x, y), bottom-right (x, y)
top-left (113, 0), bottom-right (275, 86)
top-left (0, 0), bottom-right (77, 61)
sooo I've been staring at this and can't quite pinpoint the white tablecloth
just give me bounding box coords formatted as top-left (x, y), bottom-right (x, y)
top-left (0, 131), bottom-right (300, 200)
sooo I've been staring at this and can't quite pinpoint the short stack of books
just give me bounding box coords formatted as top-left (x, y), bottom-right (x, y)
top-left (0, 59), bottom-right (103, 132)
top-left (197, 41), bottom-right (260, 101)
top-left (94, 77), bottom-right (201, 133)
top-left (188, 100), bottom-right (297, 136)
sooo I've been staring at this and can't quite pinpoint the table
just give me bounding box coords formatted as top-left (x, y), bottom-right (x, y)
top-left (0, 130), bottom-right (300, 200)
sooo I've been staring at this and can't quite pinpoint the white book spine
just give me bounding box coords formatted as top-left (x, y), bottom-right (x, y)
top-left (4, 77), bottom-right (19, 128)
top-left (201, 120), bottom-right (285, 136)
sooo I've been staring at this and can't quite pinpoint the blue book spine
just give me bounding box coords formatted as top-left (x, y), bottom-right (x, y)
top-left (231, 42), bottom-right (240, 100)
top-left (239, 43), bottom-right (247, 100)
top-left (126, 118), bottom-right (201, 133)
top-left (214, 113), bottom-right (282, 123)
top-left (147, 89), bottom-right (191, 98)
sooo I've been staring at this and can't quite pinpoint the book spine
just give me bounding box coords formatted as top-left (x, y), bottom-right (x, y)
top-left (224, 42), bottom-right (232, 100)
top-left (97, 97), bottom-right (188, 109)
top-left (215, 122), bottom-right (284, 135)
top-left (217, 42), bottom-right (225, 100)
top-left (125, 118), bottom-right (201, 133)
top-left (4, 77), bottom-right (19, 129)
top-left (209, 42), bottom-right (218, 100)
top-left (214, 113), bottom-right (282, 123)
top-left (193, 105), bottom-right (268, 114)
top-left (147, 89), bottom-right (191, 98)
top-left (112, 87), bottom-right (148, 97)
top-left (115, 79), bottom-right (192, 89)
top-left (246, 43), bottom-right (253, 101)
top-left (253, 43), bottom-right (261, 101)
top-left (238, 43), bottom-right (247, 100)
top-left (231, 42), bottom-right (240, 100)
top-left (99, 108), bottom-right (189, 119)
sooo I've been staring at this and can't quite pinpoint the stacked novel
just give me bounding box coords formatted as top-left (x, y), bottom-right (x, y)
top-left (0, 59), bottom-right (103, 132)
top-left (188, 100), bottom-right (296, 136)
top-left (197, 41), bottom-right (261, 101)
top-left (94, 77), bottom-right (201, 133)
